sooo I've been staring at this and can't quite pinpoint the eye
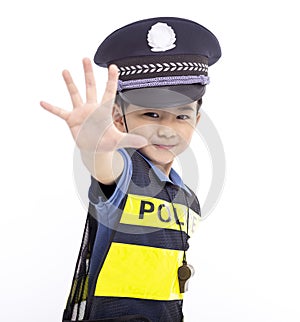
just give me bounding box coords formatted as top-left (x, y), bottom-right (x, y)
top-left (144, 112), bottom-right (160, 118)
top-left (177, 114), bottom-right (190, 120)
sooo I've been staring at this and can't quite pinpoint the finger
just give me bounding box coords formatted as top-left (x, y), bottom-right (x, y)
top-left (40, 101), bottom-right (70, 120)
top-left (100, 64), bottom-right (119, 106)
top-left (62, 69), bottom-right (83, 108)
top-left (83, 58), bottom-right (97, 104)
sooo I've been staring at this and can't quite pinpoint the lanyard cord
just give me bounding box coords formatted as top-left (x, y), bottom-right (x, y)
top-left (166, 186), bottom-right (190, 265)
top-left (120, 99), bottom-right (129, 133)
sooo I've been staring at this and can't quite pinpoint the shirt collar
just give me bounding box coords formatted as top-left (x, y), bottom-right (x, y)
top-left (137, 151), bottom-right (192, 195)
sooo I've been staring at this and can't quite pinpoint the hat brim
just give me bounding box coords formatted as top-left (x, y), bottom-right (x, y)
top-left (118, 84), bottom-right (205, 108)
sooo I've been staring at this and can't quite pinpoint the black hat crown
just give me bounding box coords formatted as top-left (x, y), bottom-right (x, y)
top-left (94, 17), bottom-right (221, 107)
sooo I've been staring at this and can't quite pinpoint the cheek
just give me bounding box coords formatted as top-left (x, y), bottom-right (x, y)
top-left (177, 124), bottom-right (195, 141)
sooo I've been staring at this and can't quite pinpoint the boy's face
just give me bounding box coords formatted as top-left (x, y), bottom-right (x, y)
top-left (115, 101), bottom-right (200, 171)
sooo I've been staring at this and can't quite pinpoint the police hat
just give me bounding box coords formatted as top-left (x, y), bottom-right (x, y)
top-left (94, 17), bottom-right (221, 108)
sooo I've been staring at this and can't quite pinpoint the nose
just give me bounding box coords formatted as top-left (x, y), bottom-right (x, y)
top-left (157, 125), bottom-right (177, 138)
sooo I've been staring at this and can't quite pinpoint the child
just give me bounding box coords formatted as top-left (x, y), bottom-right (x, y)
top-left (41, 17), bottom-right (221, 322)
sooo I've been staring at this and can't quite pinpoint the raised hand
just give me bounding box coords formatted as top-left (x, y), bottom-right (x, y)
top-left (40, 58), bottom-right (147, 153)
top-left (40, 58), bottom-right (147, 183)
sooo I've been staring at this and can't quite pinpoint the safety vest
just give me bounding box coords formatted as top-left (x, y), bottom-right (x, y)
top-left (63, 149), bottom-right (201, 322)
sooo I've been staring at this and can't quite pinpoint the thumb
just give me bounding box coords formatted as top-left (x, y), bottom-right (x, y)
top-left (116, 133), bottom-right (148, 150)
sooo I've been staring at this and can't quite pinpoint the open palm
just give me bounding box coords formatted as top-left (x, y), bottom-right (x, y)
top-left (40, 58), bottom-right (147, 153)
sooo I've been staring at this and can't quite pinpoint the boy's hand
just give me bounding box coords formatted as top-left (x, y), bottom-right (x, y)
top-left (40, 58), bottom-right (147, 153)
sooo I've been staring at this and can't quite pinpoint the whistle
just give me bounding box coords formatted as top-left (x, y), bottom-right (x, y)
top-left (178, 262), bottom-right (194, 293)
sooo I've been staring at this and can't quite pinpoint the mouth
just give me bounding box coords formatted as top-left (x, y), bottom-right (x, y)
top-left (152, 144), bottom-right (176, 150)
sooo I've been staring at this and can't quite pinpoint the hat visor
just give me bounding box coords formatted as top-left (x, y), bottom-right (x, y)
top-left (118, 84), bottom-right (205, 108)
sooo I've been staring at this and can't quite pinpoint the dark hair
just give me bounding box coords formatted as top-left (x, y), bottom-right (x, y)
top-left (196, 98), bottom-right (202, 112)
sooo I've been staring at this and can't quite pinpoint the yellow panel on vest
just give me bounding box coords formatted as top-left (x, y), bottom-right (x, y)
top-left (94, 242), bottom-right (184, 301)
top-left (121, 194), bottom-right (200, 233)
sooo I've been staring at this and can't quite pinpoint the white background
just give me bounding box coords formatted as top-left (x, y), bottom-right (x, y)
top-left (1, 0), bottom-right (300, 321)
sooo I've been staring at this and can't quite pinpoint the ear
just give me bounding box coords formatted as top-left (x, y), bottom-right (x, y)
top-left (195, 112), bottom-right (201, 125)
top-left (112, 103), bottom-right (126, 132)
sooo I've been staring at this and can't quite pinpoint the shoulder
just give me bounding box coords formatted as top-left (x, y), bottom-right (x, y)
top-left (185, 184), bottom-right (201, 217)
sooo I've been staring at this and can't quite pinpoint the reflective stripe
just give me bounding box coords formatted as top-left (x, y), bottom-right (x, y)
top-left (121, 194), bottom-right (200, 233)
top-left (94, 242), bottom-right (184, 300)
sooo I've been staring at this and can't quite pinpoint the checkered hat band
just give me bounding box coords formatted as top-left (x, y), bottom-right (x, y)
top-left (113, 54), bottom-right (209, 81)
top-left (117, 75), bottom-right (210, 91)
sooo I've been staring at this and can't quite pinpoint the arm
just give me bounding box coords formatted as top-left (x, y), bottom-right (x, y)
top-left (40, 58), bottom-right (147, 184)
